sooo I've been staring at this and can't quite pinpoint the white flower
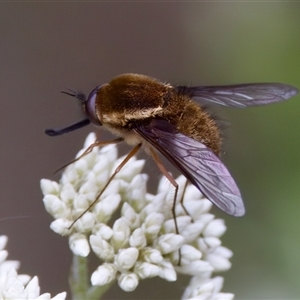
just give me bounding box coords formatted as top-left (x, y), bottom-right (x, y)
top-left (134, 262), bottom-right (160, 279)
top-left (115, 248), bottom-right (139, 270)
top-left (69, 233), bottom-right (90, 257)
top-left (90, 235), bottom-right (115, 261)
top-left (118, 273), bottom-right (139, 292)
top-left (0, 235), bottom-right (66, 300)
top-left (91, 264), bottom-right (116, 286)
top-left (41, 133), bottom-right (235, 296)
top-left (182, 276), bottom-right (234, 300)
top-left (0, 236), bottom-right (20, 273)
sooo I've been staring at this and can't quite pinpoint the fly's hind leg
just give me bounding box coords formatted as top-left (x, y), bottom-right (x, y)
top-left (149, 148), bottom-right (179, 234)
top-left (149, 147), bottom-right (184, 264)
top-left (179, 179), bottom-right (194, 222)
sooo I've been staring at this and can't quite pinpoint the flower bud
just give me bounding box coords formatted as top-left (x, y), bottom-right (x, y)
top-left (69, 233), bottom-right (90, 257)
top-left (118, 273), bottom-right (139, 292)
top-left (90, 235), bottom-right (115, 261)
top-left (129, 228), bottom-right (146, 248)
top-left (91, 263), bottom-right (117, 286)
top-left (134, 262), bottom-right (160, 279)
top-left (115, 248), bottom-right (139, 270)
top-left (156, 234), bottom-right (184, 254)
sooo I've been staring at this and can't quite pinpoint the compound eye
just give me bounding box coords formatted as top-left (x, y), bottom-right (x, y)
top-left (86, 85), bottom-right (102, 125)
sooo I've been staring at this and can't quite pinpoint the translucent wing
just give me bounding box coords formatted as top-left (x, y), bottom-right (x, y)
top-left (176, 83), bottom-right (298, 108)
top-left (134, 119), bottom-right (245, 217)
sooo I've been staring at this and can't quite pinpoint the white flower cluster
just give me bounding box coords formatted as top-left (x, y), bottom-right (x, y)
top-left (0, 235), bottom-right (66, 300)
top-left (41, 133), bottom-right (234, 298)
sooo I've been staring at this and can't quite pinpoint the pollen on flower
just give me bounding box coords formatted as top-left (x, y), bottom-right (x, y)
top-left (41, 133), bottom-right (234, 296)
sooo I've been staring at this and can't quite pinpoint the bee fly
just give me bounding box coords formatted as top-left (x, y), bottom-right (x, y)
top-left (46, 73), bottom-right (298, 230)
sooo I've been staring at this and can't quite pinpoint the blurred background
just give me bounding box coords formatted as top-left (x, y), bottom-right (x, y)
top-left (1, 3), bottom-right (300, 299)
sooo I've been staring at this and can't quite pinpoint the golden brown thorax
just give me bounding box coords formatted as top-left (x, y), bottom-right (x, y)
top-left (96, 73), bottom-right (222, 155)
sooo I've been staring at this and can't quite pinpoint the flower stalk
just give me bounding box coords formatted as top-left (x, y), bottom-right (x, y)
top-left (70, 255), bottom-right (113, 300)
